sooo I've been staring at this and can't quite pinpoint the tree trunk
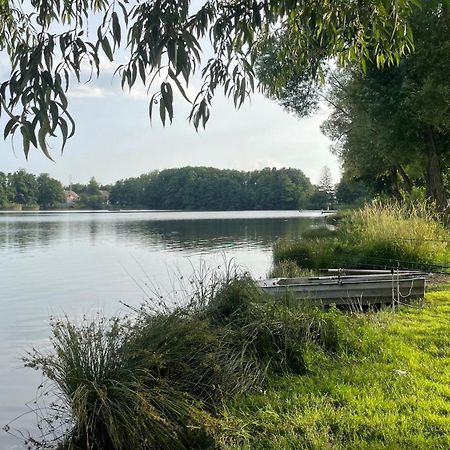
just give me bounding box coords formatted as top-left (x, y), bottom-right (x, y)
top-left (390, 167), bottom-right (403, 202)
top-left (397, 164), bottom-right (413, 195)
top-left (425, 127), bottom-right (448, 211)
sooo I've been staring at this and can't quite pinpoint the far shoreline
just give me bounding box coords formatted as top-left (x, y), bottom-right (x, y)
top-left (0, 208), bottom-right (332, 214)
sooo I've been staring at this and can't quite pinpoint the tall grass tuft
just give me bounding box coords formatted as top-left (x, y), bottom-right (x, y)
top-left (22, 269), bottom-right (346, 449)
top-left (269, 260), bottom-right (317, 278)
top-left (343, 201), bottom-right (450, 266)
top-left (273, 201), bottom-right (450, 272)
top-left (24, 317), bottom-right (208, 450)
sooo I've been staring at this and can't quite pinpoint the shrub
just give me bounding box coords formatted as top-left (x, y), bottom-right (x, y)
top-left (23, 273), bottom-right (347, 449)
top-left (24, 317), bottom-right (206, 450)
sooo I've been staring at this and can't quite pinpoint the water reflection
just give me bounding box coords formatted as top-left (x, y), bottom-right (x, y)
top-left (0, 211), bottom-right (323, 253)
top-left (117, 217), bottom-right (319, 251)
top-left (0, 221), bottom-right (63, 251)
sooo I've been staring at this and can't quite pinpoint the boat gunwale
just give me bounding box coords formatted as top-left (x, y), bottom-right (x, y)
top-left (258, 277), bottom-right (426, 289)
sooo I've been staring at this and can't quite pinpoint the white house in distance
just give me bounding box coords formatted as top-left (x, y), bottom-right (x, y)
top-left (64, 190), bottom-right (80, 206)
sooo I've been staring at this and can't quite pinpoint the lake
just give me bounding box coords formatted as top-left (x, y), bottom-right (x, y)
top-left (0, 210), bottom-right (324, 449)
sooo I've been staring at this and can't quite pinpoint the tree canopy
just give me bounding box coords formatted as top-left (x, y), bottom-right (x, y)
top-left (0, 0), bottom-right (418, 158)
top-left (322, 1), bottom-right (450, 210)
top-left (258, 0), bottom-right (449, 210)
top-left (110, 166), bottom-right (315, 210)
top-left (0, 169), bottom-right (64, 207)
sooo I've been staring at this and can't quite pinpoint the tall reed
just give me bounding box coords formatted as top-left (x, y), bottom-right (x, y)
top-left (343, 201), bottom-right (450, 266)
top-left (273, 201), bottom-right (450, 271)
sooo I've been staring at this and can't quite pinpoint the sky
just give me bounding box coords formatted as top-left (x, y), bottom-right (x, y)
top-left (0, 60), bottom-right (340, 187)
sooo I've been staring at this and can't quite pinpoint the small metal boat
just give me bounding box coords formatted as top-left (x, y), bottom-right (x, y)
top-left (257, 271), bottom-right (426, 306)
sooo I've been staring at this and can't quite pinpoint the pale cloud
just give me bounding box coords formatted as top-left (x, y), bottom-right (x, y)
top-left (68, 84), bottom-right (113, 98)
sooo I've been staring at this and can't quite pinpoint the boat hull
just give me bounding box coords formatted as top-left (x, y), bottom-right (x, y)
top-left (257, 276), bottom-right (426, 306)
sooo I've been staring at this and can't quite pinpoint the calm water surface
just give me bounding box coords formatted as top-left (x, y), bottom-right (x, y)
top-left (0, 210), bottom-right (323, 448)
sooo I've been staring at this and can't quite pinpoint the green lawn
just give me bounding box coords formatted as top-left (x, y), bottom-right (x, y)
top-left (216, 286), bottom-right (450, 449)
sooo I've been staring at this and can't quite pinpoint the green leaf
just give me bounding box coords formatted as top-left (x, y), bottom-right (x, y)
top-left (24, 121), bottom-right (37, 148)
top-left (161, 82), bottom-right (173, 123)
top-left (4, 117), bottom-right (17, 139)
top-left (111, 12), bottom-right (121, 47)
top-left (168, 69), bottom-right (192, 103)
top-left (101, 36), bottom-right (114, 61)
top-left (20, 126), bottom-right (30, 159)
top-left (138, 59), bottom-right (146, 84)
top-left (38, 124), bottom-right (54, 161)
top-left (59, 117), bottom-right (68, 153)
top-left (49, 102), bottom-right (59, 133)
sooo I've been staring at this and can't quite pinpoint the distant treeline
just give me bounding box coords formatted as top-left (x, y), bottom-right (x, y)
top-left (0, 170), bottom-right (65, 209)
top-left (109, 167), bottom-right (319, 210)
top-left (0, 170), bottom-right (109, 210)
top-left (1, 166), bottom-right (371, 211)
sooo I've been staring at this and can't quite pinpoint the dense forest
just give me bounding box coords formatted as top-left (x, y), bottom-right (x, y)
top-left (109, 167), bottom-right (317, 210)
top-left (0, 170), bottom-right (64, 209)
top-left (0, 167), bottom-right (353, 211)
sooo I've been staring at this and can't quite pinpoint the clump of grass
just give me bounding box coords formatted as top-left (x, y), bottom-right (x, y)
top-left (273, 238), bottom-right (350, 270)
top-left (22, 271), bottom-right (345, 449)
top-left (269, 260), bottom-right (317, 278)
top-left (24, 317), bottom-right (206, 450)
top-left (301, 226), bottom-right (337, 240)
top-left (273, 201), bottom-right (450, 272)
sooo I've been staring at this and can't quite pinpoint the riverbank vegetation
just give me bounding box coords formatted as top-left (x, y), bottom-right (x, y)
top-left (1, 167), bottom-right (347, 212)
top-left (274, 202), bottom-right (450, 274)
top-left (22, 273), bottom-right (344, 449)
top-left (20, 271), bottom-right (450, 449)
top-left (0, 170), bottom-right (65, 210)
top-left (109, 167), bottom-right (314, 210)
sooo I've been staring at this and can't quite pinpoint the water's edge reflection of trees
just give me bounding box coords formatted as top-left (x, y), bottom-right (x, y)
top-left (0, 217), bottom-right (323, 252)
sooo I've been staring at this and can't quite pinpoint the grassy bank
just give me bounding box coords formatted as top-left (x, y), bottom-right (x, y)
top-left (273, 202), bottom-right (450, 274)
top-left (216, 285), bottom-right (450, 449)
top-left (20, 279), bottom-right (450, 449)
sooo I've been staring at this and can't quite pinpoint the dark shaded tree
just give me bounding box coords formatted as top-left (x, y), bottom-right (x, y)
top-left (260, 1), bottom-right (450, 211)
top-left (37, 173), bottom-right (65, 209)
top-left (110, 167), bottom-right (314, 211)
top-left (335, 176), bottom-right (372, 207)
top-left (9, 169), bottom-right (38, 206)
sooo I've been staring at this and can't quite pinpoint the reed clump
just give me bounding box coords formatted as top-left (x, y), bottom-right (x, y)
top-left (344, 201), bottom-right (450, 266)
top-left (23, 273), bottom-right (345, 450)
top-left (269, 260), bottom-right (317, 278)
top-left (273, 201), bottom-right (450, 272)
